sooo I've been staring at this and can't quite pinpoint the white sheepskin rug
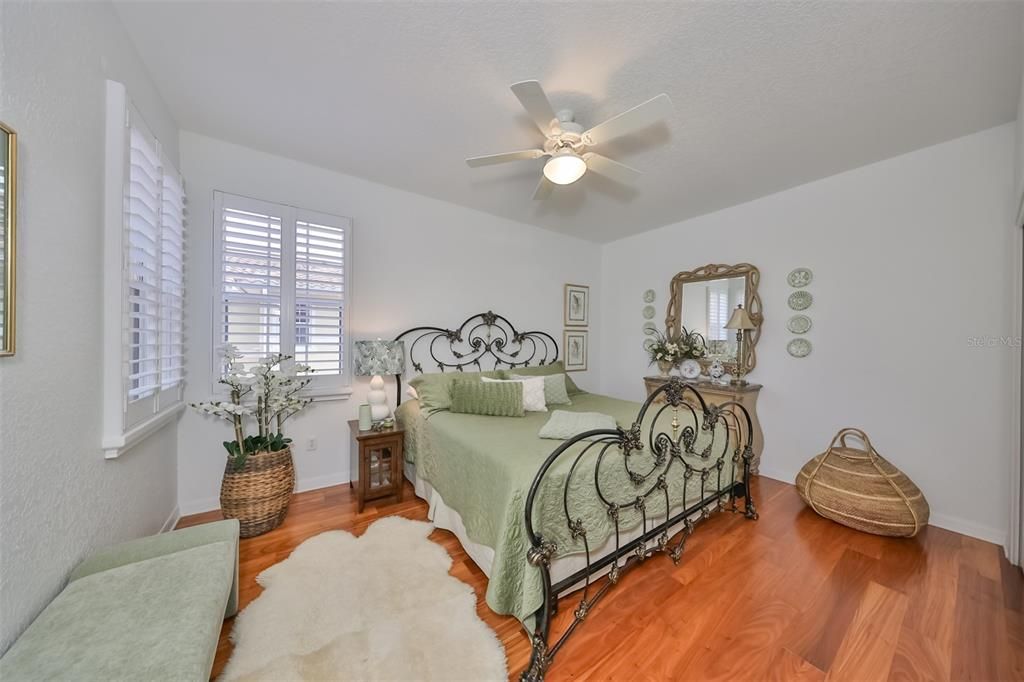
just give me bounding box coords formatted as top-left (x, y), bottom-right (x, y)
top-left (220, 517), bottom-right (508, 681)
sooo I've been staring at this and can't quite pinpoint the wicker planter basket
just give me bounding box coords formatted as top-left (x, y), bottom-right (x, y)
top-left (796, 428), bottom-right (929, 537)
top-left (220, 446), bottom-right (295, 538)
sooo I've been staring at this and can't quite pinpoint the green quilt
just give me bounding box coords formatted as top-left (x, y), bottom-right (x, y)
top-left (396, 392), bottom-right (740, 623)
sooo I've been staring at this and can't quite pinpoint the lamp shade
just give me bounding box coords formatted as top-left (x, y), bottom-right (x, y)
top-left (354, 340), bottom-right (405, 376)
top-left (724, 305), bottom-right (756, 331)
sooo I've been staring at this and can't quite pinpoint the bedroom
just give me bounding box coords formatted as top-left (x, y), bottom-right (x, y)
top-left (0, 1), bottom-right (1022, 680)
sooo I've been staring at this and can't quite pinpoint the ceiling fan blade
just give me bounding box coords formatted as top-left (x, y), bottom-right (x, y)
top-left (465, 149), bottom-right (546, 167)
top-left (533, 176), bottom-right (554, 200)
top-left (583, 153), bottom-right (641, 184)
top-left (510, 80), bottom-right (561, 136)
top-left (581, 93), bottom-right (671, 146)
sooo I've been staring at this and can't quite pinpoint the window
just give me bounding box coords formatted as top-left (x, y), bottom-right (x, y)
top-left (214, 192), bottom-right (350, 395)
top-left (706, 284), bottom-right (730, 342)
top-left (102, 80), bottom-right (187, 458)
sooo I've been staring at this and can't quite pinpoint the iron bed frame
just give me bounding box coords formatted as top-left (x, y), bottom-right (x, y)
top-left (391, 312), bottom-right (758, 681)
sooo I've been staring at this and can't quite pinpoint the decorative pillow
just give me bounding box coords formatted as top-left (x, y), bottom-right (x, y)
top-left (406, 385), bottom-right (419, 400)
top-left (538, 410), bottom-right (617, 441)
top-left (482, 376), bottom-right (547, 412)
top-left (507, 361), bottom-right (582, 395)
top-left (408, 370), bottom-right (503, 413)
top-left (510, 372), bottom-right (571, 405)
top-left (450, 379), bottom-right (524, 417)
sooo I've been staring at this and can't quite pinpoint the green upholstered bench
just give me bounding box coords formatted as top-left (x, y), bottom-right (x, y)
top-left (0, 519), bottom-right (239, 681)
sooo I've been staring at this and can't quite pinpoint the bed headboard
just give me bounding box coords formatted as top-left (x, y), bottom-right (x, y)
top-left (392, 311), bottom-right (558, 404)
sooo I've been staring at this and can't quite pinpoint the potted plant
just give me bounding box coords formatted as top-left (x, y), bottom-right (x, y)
top-left (191, 345), bottom-right (313, 537)
top-left (647, 328), bottom-right (707, 376)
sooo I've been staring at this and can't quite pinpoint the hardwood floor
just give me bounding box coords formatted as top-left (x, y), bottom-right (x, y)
top-left (178, 476), bottom-right (1024, 681)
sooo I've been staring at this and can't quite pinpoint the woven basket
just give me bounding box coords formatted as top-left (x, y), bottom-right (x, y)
top-left (220, 446), bottom-right (295, 538)
top-left (796, 428), bottom-right (928, 537)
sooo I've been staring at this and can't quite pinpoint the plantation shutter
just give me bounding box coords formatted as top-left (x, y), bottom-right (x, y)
top-left (160, 168), bottom-right (186, 389)
top-left (706, 285), bottom-right (729, 341)
top-left (217, 195), bottom-right (284, 371)
top-left (126, 124), bottom-right (163, 401)
top-left (294, 212), bottom-right (348, 375)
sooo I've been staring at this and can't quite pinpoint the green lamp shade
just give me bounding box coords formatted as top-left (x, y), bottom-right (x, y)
top-left (354, 340), bottom-right (405, 376)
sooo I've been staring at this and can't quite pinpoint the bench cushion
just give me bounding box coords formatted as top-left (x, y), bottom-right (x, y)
top-left (0, 540), bottom-right (235, 681)
top-left (69, 519), bottom-right (240, 617)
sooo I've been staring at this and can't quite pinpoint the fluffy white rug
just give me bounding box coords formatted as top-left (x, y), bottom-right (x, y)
top-left (220, 517), bottom-right (508, 681)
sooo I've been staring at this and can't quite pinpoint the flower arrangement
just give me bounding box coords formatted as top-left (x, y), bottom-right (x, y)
top-left (647, 327), bottom-right (707, 366)
top-left (191, 345), bottom-right (314, 470)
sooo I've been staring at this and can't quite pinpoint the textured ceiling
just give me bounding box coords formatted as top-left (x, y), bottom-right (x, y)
top-left (114, 1), bottom-right (1022, 243)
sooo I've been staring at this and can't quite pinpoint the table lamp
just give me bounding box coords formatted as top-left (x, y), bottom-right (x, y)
top-left (354, 339), bottom-right (406, 422)
top-left (724, 304), bottom-right (756, 386)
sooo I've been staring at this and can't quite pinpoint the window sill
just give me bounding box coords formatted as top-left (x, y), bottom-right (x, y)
top-left (103, 402), bottom-right (186, 460)
top-left (305, 386), bottom-right (353, 402)
top-left (207, 384), bottom-right (353, 403)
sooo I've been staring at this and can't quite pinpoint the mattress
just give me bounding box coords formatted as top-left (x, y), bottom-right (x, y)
top-left (395, 391), bottom-right (738, 623)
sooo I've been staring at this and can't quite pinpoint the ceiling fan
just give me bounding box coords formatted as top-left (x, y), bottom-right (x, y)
top-left (466, 80), bottom-right (671, 199)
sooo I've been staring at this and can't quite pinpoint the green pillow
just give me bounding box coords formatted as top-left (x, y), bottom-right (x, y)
top-left (408, 370), bottom-right (503, 413)
top-left (450, 379), bottom-right (524, 417)
top-left (510, 372), bottom-right (572, 405)
top-left (506, 361), bottom-right (582, 395)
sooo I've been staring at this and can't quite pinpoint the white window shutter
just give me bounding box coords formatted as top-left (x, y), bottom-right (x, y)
top-left (126, 125), bottom-right (162, 401)
top-left (294, 212), bottom-right (347, 375)
top-left (214, 193), bottom-right (350, 392)
top-left (217, 195), bottom-right (284, 371)
top-left (160, 168), bottom-right (186, 390)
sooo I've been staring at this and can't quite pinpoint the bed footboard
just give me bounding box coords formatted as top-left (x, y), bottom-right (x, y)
top-left (520, 378), bottom-right (758, 681)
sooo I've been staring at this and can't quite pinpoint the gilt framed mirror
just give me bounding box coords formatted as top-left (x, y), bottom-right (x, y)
top-left (0, 122), bottom-right (15, 356)
top-left (665, 263), bottom-right (762, 377)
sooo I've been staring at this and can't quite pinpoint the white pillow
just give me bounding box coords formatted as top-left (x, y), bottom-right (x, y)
top-left (482, 376), bottom-right (547, 412)
top-left (406, 385), bottom-right (420, 400)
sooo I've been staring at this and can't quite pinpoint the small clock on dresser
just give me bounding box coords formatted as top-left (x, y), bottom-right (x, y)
top-left (708, 359), bottom-right (726, 383)
top-left (679, 359), bottom-right (702, 380)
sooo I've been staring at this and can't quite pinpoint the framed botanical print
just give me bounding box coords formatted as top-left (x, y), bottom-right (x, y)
top-left (564, 283), bottom-right (589, 327)
top-left (563, 330), bottom-right (588, 372)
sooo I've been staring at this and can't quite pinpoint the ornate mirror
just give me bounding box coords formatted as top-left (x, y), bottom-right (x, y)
top-left (0, 122), bottom-right (15, 356)
top-left (666, 263), bottom-right (762, 376)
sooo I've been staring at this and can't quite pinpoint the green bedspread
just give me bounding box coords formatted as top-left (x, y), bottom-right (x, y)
top-left (396, 391), bottom-right (739, 623)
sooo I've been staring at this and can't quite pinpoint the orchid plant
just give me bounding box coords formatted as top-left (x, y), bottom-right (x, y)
top-left (191, 345), bottom-right (314, 470)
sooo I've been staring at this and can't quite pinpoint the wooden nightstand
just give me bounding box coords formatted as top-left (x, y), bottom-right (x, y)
top-left (643, 377), bottom-right (764, 474)
top-left (348, 420), bottom-right (404, 513)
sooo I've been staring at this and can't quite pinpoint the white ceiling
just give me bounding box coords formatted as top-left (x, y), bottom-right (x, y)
top-left (114, 1), bottom-right (1022, 243)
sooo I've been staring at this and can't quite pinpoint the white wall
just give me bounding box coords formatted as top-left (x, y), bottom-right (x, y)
top-left (0, 2), bottom-right (180, 653)
top-left (177, 133), bottom-right (601, 514)
top-left (600, 123), bottom-right (1018, 544)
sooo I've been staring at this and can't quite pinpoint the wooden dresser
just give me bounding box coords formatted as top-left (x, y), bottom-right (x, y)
top-left (643, 377), bottom-right (764, 474)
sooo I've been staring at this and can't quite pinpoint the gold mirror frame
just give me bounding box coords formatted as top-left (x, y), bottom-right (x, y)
top-left (665, 263), bottom-right (762, 376)
top-left (0, 121), bottom-right (15, 357)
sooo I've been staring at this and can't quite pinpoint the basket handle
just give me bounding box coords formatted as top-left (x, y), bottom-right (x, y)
top-left (826, 427), bottom-right (879, 461)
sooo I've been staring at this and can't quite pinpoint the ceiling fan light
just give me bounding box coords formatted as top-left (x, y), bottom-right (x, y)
top-left (543, 151), bottom-right (587, 185)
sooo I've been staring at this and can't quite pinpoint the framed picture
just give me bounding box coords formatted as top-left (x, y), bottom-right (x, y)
top-left (564, 283), bottom-right (589, 327)
top-left (563, 330), bottom-right (588, 372)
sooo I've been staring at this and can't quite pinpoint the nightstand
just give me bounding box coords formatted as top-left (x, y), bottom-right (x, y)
top-left (348, 420), bottom-right (404, 513)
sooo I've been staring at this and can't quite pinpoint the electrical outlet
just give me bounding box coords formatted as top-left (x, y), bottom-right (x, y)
top-left (306, 437), bottom-right (318, 451)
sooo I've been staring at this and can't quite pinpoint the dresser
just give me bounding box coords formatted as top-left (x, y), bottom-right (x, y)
top-left (643, 377), bottom-right (764, 474)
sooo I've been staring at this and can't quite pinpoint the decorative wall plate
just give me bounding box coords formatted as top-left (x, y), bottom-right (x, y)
top-left (787, 338), bottom-right (812, 358)
top-left (787, 314), bottom-right (812, 334)
top-left (643, 338), bottom-right (655, 352)
top-left (787, 267), bottom-right (813, 288)
top-left (642, 305), bottom-right (656, 319)
top-left (643, 289), bottom-right (656, 303)
top-left (642, 321), bottom-right (657, 335)
top-left (788, 290), bottom-right (813, 310)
